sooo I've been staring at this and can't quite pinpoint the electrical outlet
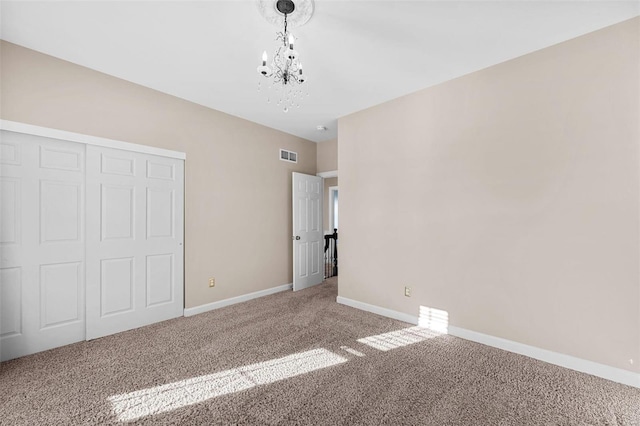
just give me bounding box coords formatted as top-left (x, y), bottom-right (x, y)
top-left (404, 286), bottom-right (411, 297)
top-left (209, 278), bottom-right (215, 288)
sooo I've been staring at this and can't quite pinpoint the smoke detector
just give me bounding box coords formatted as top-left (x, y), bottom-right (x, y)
top-left (316, 125), bottom-right (327, 131)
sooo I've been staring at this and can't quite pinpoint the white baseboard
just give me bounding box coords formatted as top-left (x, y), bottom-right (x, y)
top-left (336, 296), bottom-right (640, 389)
top-left (337, 296), bottom-right (419, 324)
top-left (446, 325), bottom-right (640, 388)
top-left (184, 283), bottom-right (292, 317)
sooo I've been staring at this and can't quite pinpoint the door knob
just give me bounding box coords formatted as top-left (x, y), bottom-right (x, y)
top-left (292, 236), bottom-right (300, 240)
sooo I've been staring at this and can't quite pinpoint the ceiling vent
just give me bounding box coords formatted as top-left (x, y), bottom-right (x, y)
top-left (280, 148), bottom-right (297, 163)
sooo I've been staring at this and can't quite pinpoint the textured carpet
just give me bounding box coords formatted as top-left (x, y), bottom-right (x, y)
top-left (1, 277), bottom-right (638, 425)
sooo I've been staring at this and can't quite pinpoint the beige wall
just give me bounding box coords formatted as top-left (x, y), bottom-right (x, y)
top-left (338, 18), bottom-right (640, 373)
top-left (0, 41), bottom-right (317, 309)
top-left (316, 138), bottom-right (337, 173)
top-left (323, 177), bottom-right (338, 233)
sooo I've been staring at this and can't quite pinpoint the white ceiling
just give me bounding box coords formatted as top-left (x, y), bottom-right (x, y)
top-left (1, 1), bottom-right (638, 143)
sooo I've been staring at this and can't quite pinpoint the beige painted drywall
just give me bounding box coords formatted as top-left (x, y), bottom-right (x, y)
top-left (323, 177), bottom-right (338, 233)
top-left (0, 40), bottom-right (317, 309)
top-left (338, 17), bottom-right (640, 373)
top-left (316, 138), bottom-right (337, 173)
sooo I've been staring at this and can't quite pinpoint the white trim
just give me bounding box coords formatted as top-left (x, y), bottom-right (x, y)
top-left (0, 120), bottom-right (186, 160)
top-left (446, 326), bottom-right (640, 389)
top-left (336, 296), bottom-right (640, 388)
top-left (336, 296), bottom-right (419, 324)
top-left (317, 170), bottom-right (337, 178)
top-left (184, 283), bottom-right (292, 317)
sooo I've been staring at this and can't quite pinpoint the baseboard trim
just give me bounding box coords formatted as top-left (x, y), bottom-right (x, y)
top-left (446, 325), bottom-right (640, 388)
top-left (184, 283), bottom-right (292, 317)
top-left (336, 296), bottom-right (640, 389)
top-left (336, 296), bottom-right (419, 324)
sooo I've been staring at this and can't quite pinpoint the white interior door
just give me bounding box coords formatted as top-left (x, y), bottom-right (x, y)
top-left (85, 146), bottom-right (184, 340)
top-left (1, 131), bottom-right (85, 361)
top-left (292, 172), bottom-right (323, 291)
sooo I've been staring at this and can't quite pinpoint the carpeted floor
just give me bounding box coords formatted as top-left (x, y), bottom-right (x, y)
top-left (1, 277), bottom-right (638, 425)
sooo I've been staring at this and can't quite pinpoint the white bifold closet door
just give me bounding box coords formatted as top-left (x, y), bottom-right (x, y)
top-left (0, 128), bottom-right (184, 361)
top-left (85, 146), bottom-right (184, 340)
top-left (0, 131), bottom-right (86, 361)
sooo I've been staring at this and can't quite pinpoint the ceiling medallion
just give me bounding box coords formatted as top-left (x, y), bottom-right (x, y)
top-left (256, 0), bottom-right (314, 29)
top-left (256, 0), bottom-right (314, 113)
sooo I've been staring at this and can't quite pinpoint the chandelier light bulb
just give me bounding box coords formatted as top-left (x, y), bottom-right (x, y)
top-left (261, 51), bottom-right (268, 65)
top-left (288, 34), bottom-right (295, 49)
top-left (257, 64), bottom-right (272, 76)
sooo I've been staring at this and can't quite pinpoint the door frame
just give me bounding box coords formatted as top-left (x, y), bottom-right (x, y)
top-left (317, 170), bottom-right (338, 233)
top-left (316, 170), bottom-right (337, 179)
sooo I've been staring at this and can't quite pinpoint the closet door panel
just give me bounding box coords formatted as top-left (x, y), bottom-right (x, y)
top-left (0, 131), bottom-right (85, 361)
top-left (86, 146), bottom-right (183, 340)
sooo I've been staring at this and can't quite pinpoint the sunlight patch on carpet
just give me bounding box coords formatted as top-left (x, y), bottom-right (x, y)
top-left (340, 346), bottom-right (366, 357)
top-left (108, 348), bottom-right (347, 422)
top-left (357, 326), bottom-right (442, 352)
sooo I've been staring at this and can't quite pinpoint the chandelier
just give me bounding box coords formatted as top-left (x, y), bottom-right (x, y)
top-left (256, 0), bottom-right (309, 113)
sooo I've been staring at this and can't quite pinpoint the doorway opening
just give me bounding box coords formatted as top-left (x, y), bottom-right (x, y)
top-left (324, 184), bottom-right (338, 279)
top-left (329, 186), bottom-right (338, 233)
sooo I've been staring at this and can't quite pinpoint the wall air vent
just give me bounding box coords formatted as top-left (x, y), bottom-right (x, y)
top-left (279, 149), bottom-right (297, 163)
